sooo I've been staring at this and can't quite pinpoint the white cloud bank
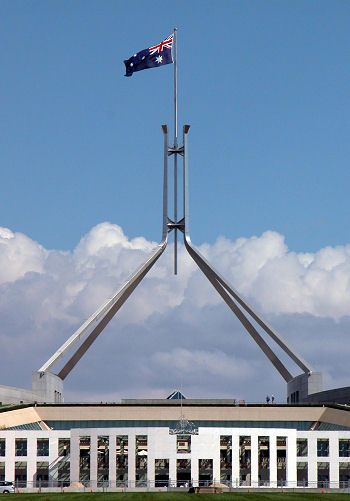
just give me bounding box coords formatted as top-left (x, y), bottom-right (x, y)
top-left (0, 222), bottom-right (349, 402)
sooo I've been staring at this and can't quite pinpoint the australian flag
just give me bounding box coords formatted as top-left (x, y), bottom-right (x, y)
top-left (124, 34), bottom-right (173, 77)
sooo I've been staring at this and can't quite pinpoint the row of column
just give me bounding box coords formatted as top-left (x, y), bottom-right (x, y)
top-left (69, 429), bottom-right (298, 486)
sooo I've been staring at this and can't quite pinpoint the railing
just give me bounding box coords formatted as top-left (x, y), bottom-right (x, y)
top-left (10, 479), bottom-right (350, 492)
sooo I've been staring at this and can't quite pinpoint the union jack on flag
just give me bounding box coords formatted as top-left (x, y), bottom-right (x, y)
top-left (148, 34), bottom-right (173, 55)
top-left (124, 34), bottom-right (174, 77)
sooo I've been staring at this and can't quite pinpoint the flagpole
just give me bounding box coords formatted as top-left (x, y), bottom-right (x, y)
top-left (173, 27), bottom-right (178, 275)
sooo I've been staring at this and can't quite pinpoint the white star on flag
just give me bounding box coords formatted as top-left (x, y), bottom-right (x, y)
top-left (155, 55), bottom-right (163, 64)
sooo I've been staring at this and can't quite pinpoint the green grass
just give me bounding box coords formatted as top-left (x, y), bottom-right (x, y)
top-left (12, 494), bottom-right (350, 501)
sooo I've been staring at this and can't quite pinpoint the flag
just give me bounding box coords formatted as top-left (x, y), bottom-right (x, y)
top-left (124, 34), bottom-right (173, 77)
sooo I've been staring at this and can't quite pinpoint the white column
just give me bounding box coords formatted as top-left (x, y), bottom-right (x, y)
top-left (27, 436), bottom-right (37, 488)
top-left (70, 434), bottom-right (80, 484)
top-left (169, 457), bottom-right (177, 487)
top-left (109, 434), bottom-right (116, 487)
top-left (191, 456), bottom-right (199, 487)
top-left (213, 453), bottom-right (220, 485)
top-left (5, 435), bottom-right (15, 482)
top-left (329, 435), bottom-right (339, 488)
top-left (232, 435), bottom-right (239, 487)
top-left (128, 433), bottom-right (135, 488)
top-left (90, 434), bottom-right (97, 489)
top-left (49, 435), bottom-right (59, 463)
top-left (269, 435), bottom-right (277, 488)
top-left (49, 435), bottom-right (59, 486)
top-left (251, 435), bottom-right (258, 487)
top-left (308, 436), bottom-right (317, 488)
top-left (147, 459), bottom-right (154, 487)
top-left (286, 433), bottom-right (297, 487)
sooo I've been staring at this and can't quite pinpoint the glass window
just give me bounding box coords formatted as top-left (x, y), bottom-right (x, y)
top-left (317, 462), bottom-right (329, 487)
top-left (339, 462), bottom-right (350, 487)
top-left (277, 436), bottom-right (287, 486)
top-left (15, 461), bottom-right (27, 487)
top-left (35, 462), bottom-right (49, 487)
top-left (317, 439), bottom-right (329, 457)
top-left (97, 436), bottom-right (109, 487)
top-left (258, 436), bottom-right (270, 486)
top-left (15, 439), bottom-right (27, 457)
top-left (339, 439), bottom-right (350, 457)
top-left (297, 438), bottom-right (308, 457)
top-left (58, 439), bottom-right (70, 457)
top-left (0, 462), bottom-right (5, 482)
top-left (220, 436), bottom-right (232, 486)
top-left (177, 435), bottom-right (191, 454)
top-left (155, 459), bottom-right (169, 487)
top-left (116, 435), bottom-right (128, 487)
top-left (297, 461), bottom-right (308, 487)
top-left (37, 439), bottom-right (49, 456)
top-left (177, 459), bottom-right (191, 487)
top-left (239, 436), bottom-right (251, 487)
top-left (79, 436), bottom-right (90, 485)
top-left (135, 435), bottom-right (147, 487)
top-left (0, 440), bottom-right (5, 457)
top-left (199, 459), bottom-right (213, 487)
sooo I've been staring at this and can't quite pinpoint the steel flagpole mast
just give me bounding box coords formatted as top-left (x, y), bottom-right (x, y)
top-left (173, 27), bottom-right (178, 274)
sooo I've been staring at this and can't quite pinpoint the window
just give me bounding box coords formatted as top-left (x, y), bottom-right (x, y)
top-left (79, 436), bottom-right (90, 485)
top-left (155, 459), bottom-right (169, 487)
top-left (277, 436), bottom-right (287, 486)
top-left (317, 439), bottom-right (329, 457)
top-left (199, 459), bottom-right (213, 487)
top-left (135, 436), bottom-right (147, 487)
top-left (258, 436), bottom-right (270, 486)
top-left (177, 459), bottom-right (191, 487)
top-left (0, 463), bottom-right (4, 482)
top-left (15, 462), bottom-right (27, 487)
top-left (239, 436), bottom-right (251, 487)
top-left (37, 439), bottom-right (49, 457)
top-left (15, 439), bottom-right (27, 457)
top-left (317, 462), bottom-right (329, 487)
top-left (97, 436), bottom-right (109, 487)
top-left (177, 435), bottom-right (191, 453)
top-left (58, 439), bottom-right (70, 457)
top-left (220, 436), bottom-right (232, 485)
top-left (35, 462), bottom-right (49, 487)
top-left (0, 440), bottom-right (5, 457)
top-left (297, 462), bottom-right (308, 486)
top-left (339, 439), bottom-right (350, 458)
top-left (116, 435), bottom-right (128, 487)
top-left (339, 462), bottom-right (350, 487)
top-left (297, 438), bottom-right (308, 457)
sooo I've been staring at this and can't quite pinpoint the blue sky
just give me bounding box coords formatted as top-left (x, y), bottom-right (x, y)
top-left (1, 0), bottom-right (350, 252)
top-left (1, 1), bottom-right (350, 402)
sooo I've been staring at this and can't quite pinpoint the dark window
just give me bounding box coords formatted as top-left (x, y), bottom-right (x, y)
top-left (15, 439), bottom-right (27, 457)
top-left (37, 439), bottom-right (49, 457)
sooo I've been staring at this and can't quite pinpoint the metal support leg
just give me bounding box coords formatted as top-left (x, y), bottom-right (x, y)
top-left (38, 125), bottom-right (170, 379)
top-left (57, 241), bottom-right (166, 380)
top-left (181, 124), bottom-right (311, 382)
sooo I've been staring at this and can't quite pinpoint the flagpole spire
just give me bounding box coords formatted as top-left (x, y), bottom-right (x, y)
top-left (173, 27), bottom-right (178, 274)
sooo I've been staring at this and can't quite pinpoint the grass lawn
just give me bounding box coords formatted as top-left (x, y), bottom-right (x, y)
top-left (11, 493), bottom-right (350, 501)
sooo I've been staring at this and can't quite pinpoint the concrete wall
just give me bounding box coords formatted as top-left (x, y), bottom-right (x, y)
top-left (0, 371), bottom-right (64, 405)
top-left (0, 385), bottom-right (40, 405)
top-left (287, 372), bottom-right (323, 403)
top-left (31, 372), bottom-right (63, 403)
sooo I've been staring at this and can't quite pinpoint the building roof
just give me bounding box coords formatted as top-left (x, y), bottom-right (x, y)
top-left (1, 400), bottom-right (350, 431)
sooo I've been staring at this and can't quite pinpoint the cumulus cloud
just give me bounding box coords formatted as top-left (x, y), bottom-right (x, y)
top-left (0, 222), bottom-right (349, 402)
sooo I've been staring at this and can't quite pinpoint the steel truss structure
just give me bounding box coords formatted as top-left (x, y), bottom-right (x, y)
top-left (38, 124), bottom-right (315, 396)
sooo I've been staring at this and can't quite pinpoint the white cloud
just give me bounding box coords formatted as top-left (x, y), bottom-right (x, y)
top-left (0, 227), bottom-right (46, 284)
top-left (0, 222), bottom-right (349, 402)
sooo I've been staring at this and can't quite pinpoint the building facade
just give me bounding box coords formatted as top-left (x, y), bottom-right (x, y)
top-left (1, 400), bottom-right (350, 490)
